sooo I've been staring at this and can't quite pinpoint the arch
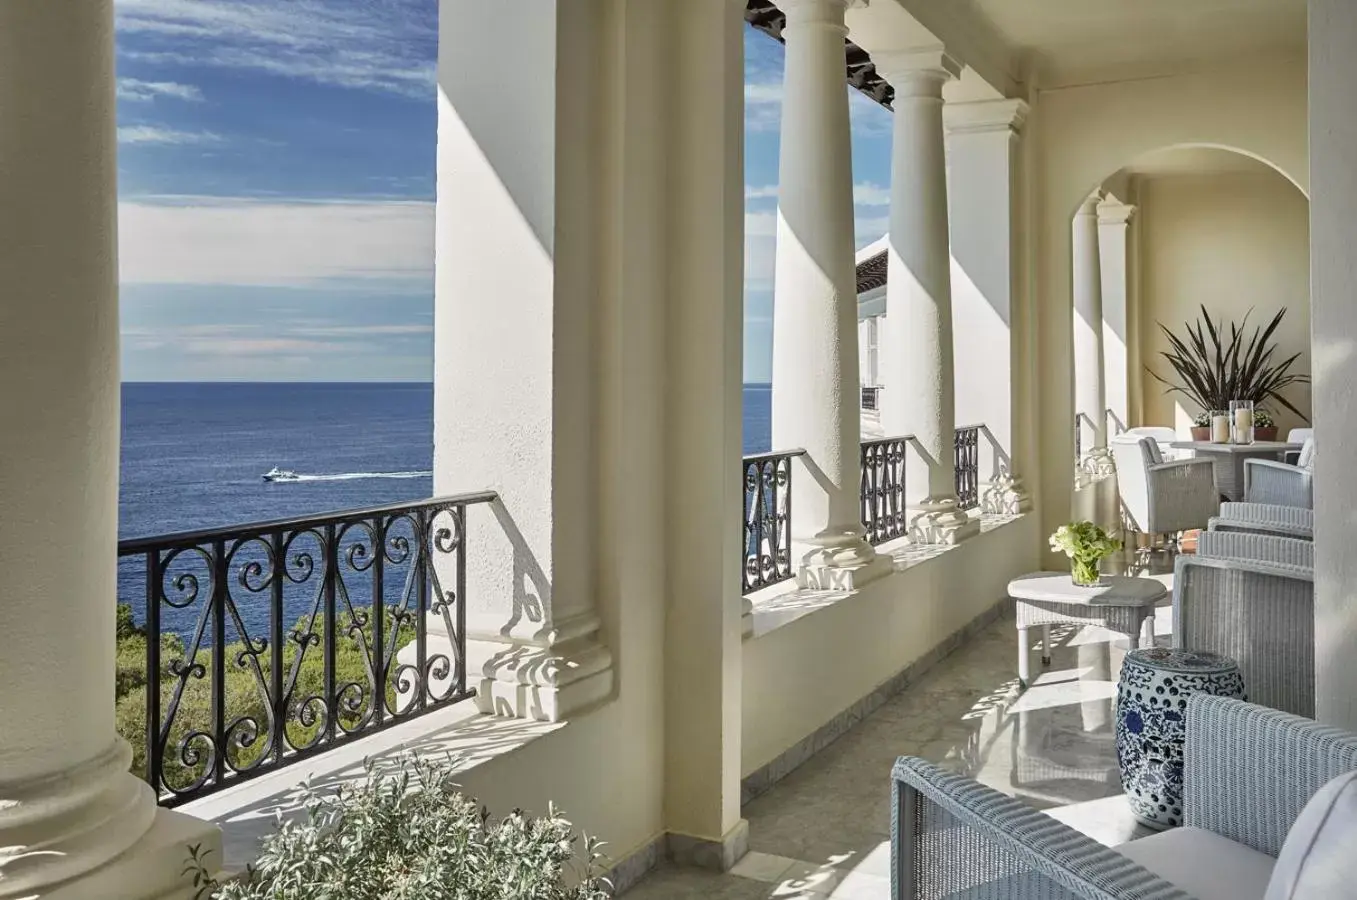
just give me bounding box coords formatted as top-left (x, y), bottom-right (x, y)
top-left (1031, 54), bottom-right (1309, 549)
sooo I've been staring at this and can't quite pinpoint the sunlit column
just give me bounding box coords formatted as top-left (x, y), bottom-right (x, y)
top-left (876, 48), bottom-right (979, 544)
top-left (435, 0), bottom-right (613, 720)
top-left (0, 3), bottom-right (221, 896)
top-left (771, 0), bottom-right (889, 587)
top-left (946, 98), bottom-right (1033, 515)
top-left (1099, 199), bottom-right (1136, 436)
top-left (1073, 192), bottom-right (1111, 476)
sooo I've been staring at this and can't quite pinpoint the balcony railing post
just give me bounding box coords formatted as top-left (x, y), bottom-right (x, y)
top-left (456, 504), bottom-right (469, 699)
top-left (145, 551), bottom-right (162, 792)
top-left (269, 530), bottom-right (285, 765)
top-left (210, 537), bottom-right (228, 788)
top-left (371, 516), bottom-right (385, 728)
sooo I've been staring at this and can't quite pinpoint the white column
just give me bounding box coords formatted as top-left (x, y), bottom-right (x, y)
top-left (436, 0), bottom-right (612, 721)
top-left (876, 48), bottom-right (979, 544)
top-left (1099, 200), bottom-right (1135, 436)
top-left (661, 0), bottom-right (748, 863)
top-left (771, 0), bottom-right (889, 587)
top-left (1072, 192), bottom-right (1112, 476)
top-left (0, 4), bottom-right (220, 897)
top-left (945, 99), bottom-right (1033, 516)
top-left (1310, 0), bottom-right (1357, 730)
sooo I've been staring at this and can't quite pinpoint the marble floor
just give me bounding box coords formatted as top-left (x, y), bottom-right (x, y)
top-left (625, 560), bottom-right (1173, 898)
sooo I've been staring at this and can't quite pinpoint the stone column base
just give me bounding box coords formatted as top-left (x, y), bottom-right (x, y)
top-left (981, 475), bottom-right (1033, 515)
top-left (795, 544), bottom-right (893, 591)
top-left (1078, 447), bottom-right (1116, 477)
top-left (666, 818), bottom-right (749, 872)
top-left (909, 502), bottom-right (981, 545)
top-left (468, 636), bottom-right (614, 723)
top-left (29, 808), bottom-right (222, 900)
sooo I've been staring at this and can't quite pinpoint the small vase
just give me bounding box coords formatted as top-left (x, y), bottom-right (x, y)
top-left (1071, 560), bottom-right (1101, 586)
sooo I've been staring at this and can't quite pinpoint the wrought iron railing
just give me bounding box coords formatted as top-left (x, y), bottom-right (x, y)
top-left (861, 436), bottom-right (909, 544)
top-left (954, 425), bottom-right (981, 511)
top-left (861, 385), bottom-right (881, 411)
top-left (117, 492), bottom-right (495, 807)
top-left (742, 450), bottom-right (803, 592)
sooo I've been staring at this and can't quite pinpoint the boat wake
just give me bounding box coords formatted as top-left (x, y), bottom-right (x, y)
top-left (268, 470), bottom-right (431, 483)
top-left (295, 471), bottom-right (431, 482)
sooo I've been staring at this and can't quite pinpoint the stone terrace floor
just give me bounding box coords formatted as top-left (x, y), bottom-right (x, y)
top-left (625, 555), bottom-right (1173, 898)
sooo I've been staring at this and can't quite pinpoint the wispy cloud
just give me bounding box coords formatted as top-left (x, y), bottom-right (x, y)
top-left (118, 124), bottom-right (222, 145)
top-left (118, 78), bottom-right (204, 102)
top-left (853, 182), bottom-right (891, 207)
top-left (115, 0), bottom-right (436, 99)
top-left (746, 184), bottom-right (779, 201)
top-left (122, 322), bottom-right (429, 360)
top-left (118, 196), bottom-right (434, 288)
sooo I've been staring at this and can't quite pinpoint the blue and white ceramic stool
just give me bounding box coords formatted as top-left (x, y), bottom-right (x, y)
top-left (1116, 648), bottom-right (1245, 830)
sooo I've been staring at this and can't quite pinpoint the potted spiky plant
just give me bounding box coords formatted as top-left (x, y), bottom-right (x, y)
top-left (1151, 306), bottom-right (1309, 441)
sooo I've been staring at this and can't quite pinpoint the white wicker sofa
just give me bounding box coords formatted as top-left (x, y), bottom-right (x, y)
top-left (892, 695), bottom-right (1357, 899)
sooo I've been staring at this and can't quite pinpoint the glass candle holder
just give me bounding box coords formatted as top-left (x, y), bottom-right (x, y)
top-left (1231, 400), bottom-right (1255, 445)
top-left (1210, 411), bottom-right (1231, 443)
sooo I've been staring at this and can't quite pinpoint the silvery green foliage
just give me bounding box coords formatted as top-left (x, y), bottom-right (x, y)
top-left (188, 754), bottom-right (611, 899)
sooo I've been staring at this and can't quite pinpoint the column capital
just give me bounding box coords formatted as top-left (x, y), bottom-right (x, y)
top-left (944, 98), bottom-right (1029, 137)
top-left (1076, 191), bottom-right (1104, 217)
top-left (1098, 199), bottom-right (1136, 226)
top-left (872, 46), bottom-right (962, 97)
top-left (778, 0), bottom-right (850, 31)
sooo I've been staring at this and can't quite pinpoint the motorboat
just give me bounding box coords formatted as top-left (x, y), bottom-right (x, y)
top-left (262, 466), bottom-right (300, 482)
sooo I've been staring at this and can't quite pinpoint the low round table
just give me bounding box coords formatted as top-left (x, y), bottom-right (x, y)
top-left (1007, 573), bottom-right (1167, 687)
top-left (1116, 648), bottom-right (1245, 830)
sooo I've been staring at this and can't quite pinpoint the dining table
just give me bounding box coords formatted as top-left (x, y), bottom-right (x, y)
top-left (1166, 440), bottom-right (1304, 501)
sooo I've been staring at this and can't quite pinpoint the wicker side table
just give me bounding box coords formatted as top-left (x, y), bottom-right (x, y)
top-left (1116, 648), bottom-right (1245, 830)
top-left (1008, 573), bottom-right (1167, 687)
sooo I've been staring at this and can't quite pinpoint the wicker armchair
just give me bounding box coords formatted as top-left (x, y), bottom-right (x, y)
top-left (1173, 555), bottom-right (1315, 717)
top-left (1110, 436), bottom-right (1219, 536)
top-left (1244, 438), bottom-right (1314, 508)
top-left (892, 696), bottom-right (1357, 899)
top-left (1195, 530), bottom-right (1314, 568)
top-left (1208, 502), bottom-right (1313, 540)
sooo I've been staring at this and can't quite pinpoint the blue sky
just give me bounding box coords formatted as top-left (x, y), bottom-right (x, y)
top-left (114, 1), bottom-right (893, 383)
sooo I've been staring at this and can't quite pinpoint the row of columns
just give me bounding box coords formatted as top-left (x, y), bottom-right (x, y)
top-left (771, 0), bottom-right (1031, 590)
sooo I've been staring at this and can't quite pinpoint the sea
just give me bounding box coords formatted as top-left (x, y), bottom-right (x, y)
top-left (118, 382), bottom-right (773, 637)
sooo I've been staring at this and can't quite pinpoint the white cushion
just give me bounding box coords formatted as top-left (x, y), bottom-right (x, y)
top-left (1266, 770), bottom-right (1357, 899)
top-left (1115, 827), bottom-right (1274, 900)
top-left (1297, 437), bottom-right (1316, 469)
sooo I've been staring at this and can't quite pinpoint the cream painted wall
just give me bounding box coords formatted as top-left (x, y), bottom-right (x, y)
top-left (742, 515), bottom-right (1038, 775)
top-left (1030, 54), bottom-right (1309, 557)
top-left (1138, 170), bottom-right (1312, 435)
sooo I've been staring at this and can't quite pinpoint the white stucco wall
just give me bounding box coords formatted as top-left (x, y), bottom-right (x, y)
top-left (742, 515), bottom-right (1038, 775)
top-left (1031, 54), bottom-right (1309, 555)
top-left (1309, 0), bottom-right (1357, 730)
top-left (1137, 170), bottom-right (1312, 435)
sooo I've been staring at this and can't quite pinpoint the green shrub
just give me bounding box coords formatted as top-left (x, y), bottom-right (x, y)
top-left (185, 754), bottom-right (610, 900)
top-left (115, 603), bottom-right (421, 787)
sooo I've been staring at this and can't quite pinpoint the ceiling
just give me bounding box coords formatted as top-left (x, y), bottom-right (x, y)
top-left (967, 0), bottom-right (1306, 85)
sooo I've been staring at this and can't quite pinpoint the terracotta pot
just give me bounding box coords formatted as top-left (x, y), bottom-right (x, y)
top-left (1254, 426), bottom-right (1278, 442)
top-left (1190, 426), bottom-right (1211, 441)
